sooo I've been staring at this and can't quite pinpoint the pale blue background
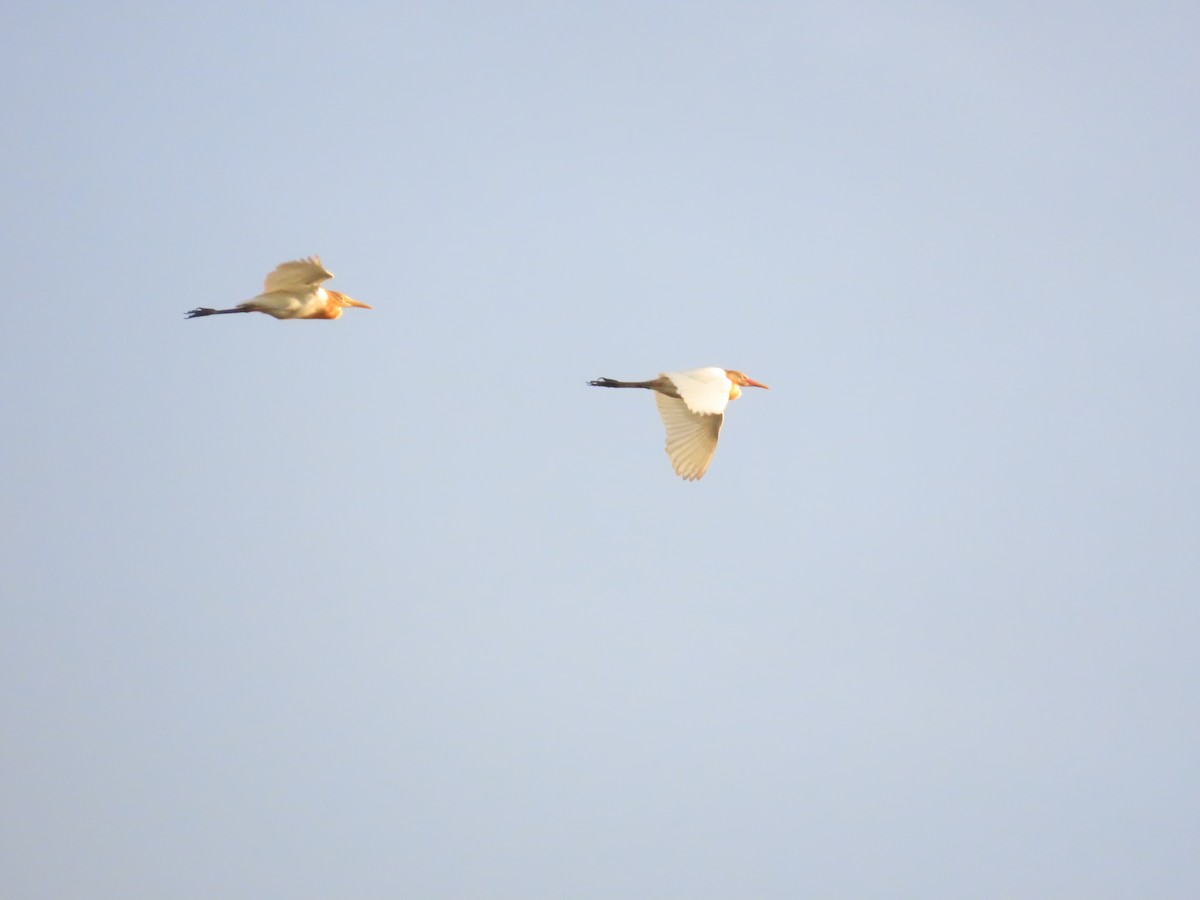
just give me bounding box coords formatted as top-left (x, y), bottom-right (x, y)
top-left (2, 2), bottom-right (1197, 897)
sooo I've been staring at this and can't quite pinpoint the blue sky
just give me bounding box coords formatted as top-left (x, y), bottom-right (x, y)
top-left (2, 2), bottom-right (1198, 897)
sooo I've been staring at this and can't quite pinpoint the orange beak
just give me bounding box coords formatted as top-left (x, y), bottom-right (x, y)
top-left (744, 377), bottom-right (770, 389)
top-left (345, 298), bottom-right (373, 309)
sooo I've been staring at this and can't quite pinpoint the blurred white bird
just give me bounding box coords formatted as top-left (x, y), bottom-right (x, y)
top-left (185, 256), bottom-right (371, 320)
top-left (588, 367), bottom-right (769, 480)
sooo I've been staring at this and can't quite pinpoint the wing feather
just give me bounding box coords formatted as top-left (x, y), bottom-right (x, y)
top-left (655, 393), bottom-right (723, 480)
top-left (663, 367), bottom-right (733, 415)
top-left (263, 256), bottom-right (333, 292)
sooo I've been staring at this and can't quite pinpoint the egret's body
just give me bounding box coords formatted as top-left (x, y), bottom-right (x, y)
top-left (588, 367), bottom-right (769, 480)
top-left (186, 256), bottom-right (371, 320)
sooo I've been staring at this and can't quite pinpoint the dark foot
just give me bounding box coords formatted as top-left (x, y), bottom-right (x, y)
top-left (185, 308), bottom-right (217, 318)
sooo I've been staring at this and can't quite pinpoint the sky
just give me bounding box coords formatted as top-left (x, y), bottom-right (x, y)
top-left (2, 1), bottom-right (1198, 897)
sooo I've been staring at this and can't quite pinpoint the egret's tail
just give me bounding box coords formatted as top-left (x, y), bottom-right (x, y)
top-left (588, 377), bottom-right (658, 390)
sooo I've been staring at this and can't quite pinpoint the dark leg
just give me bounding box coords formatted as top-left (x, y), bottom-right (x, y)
top-left (185, 307), bottom-right (252, 319)
top-left (587, 377), bottom-right (657, 389)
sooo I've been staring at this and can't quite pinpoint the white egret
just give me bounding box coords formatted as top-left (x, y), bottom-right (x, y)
top-left (588, 367), bottom-right (769, 480)
top-left (186, 256), bottom-right (371, 321)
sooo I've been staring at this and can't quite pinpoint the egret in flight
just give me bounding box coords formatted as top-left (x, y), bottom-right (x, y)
top-left (588, 367), bottom-right (769, 480)
top-left (186, 256), bottom-right (371, 320)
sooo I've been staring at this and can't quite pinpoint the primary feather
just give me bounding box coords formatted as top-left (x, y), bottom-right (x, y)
top-left (654, 392), bottom-right (724, 481)
top-left (263, 256), bottom-right (333, 293)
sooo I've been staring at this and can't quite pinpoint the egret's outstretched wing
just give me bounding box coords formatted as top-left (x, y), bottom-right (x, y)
top-left (655, 393), bottom-right (723, 481)
top-left (263, 256), bottom-right (333, 292)
top-left (663, 367), bottom-right (734, 415)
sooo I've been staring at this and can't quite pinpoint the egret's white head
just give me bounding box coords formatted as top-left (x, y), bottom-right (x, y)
top-left (332, 291), bottom-right (372, 310)
top-left (726, 370), bottom-right (769, 390)
top-left (724, 370), bottom-right (769, 399)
